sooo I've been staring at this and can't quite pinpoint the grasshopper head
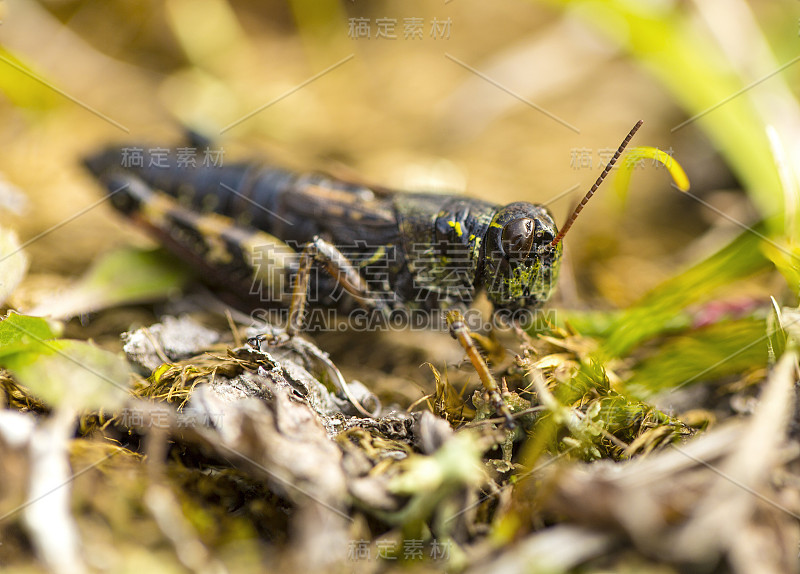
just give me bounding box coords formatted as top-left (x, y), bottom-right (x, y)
top-left (481, 202), bottom-right (562, 315)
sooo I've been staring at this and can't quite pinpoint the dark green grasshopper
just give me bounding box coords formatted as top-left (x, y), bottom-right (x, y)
top-left (85, 121), bottom-right (642, 424)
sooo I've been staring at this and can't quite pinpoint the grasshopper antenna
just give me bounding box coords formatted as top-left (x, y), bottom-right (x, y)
top-left (549, 120), bottom-right (643, 248)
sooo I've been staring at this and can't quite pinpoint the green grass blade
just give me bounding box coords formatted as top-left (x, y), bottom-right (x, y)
top-left (601, 229), bottom-right (771, 357)
top-left (624, 317), bottom-right (768, 399)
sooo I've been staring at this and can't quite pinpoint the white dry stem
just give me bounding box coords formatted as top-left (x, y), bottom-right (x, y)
top-left (23, 408), bottom-right (86, 574)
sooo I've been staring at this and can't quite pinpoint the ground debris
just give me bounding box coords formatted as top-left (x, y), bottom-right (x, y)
top-left (122, 314), bottom-right (221, 373)
top-left (0, 309), bottom-right (794, 573)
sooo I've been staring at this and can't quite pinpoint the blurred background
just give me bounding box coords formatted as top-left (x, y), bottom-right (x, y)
top-left (1, 0), bottom-right (796, 315)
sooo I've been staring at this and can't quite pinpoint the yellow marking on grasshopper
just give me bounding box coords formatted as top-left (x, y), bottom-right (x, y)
top-left (360, 245), bottom-right (386, 268)
top-left (448, 220), bottom-right (463, 237)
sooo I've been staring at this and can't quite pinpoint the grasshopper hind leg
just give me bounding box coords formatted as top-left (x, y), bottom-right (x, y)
top-left (96, 171), bottom-right (299, 313)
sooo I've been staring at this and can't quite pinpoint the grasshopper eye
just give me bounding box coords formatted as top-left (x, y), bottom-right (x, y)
top-left (501, 218), bottom-right (535, 260)
top-left (535, 229), bottom-right (553, 242)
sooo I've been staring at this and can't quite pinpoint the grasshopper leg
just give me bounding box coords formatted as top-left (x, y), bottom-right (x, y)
top-left (287, 235), bottom-right (388, 337)
top-left (445, 310), bottom-right (516, 428)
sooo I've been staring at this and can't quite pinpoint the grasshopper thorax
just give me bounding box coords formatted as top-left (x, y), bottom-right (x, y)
top-left (481, 202), bottom-right (562, 313)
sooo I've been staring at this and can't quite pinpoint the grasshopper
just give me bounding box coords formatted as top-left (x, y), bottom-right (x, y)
top-left (85, 121), bottom-right (643, 425)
